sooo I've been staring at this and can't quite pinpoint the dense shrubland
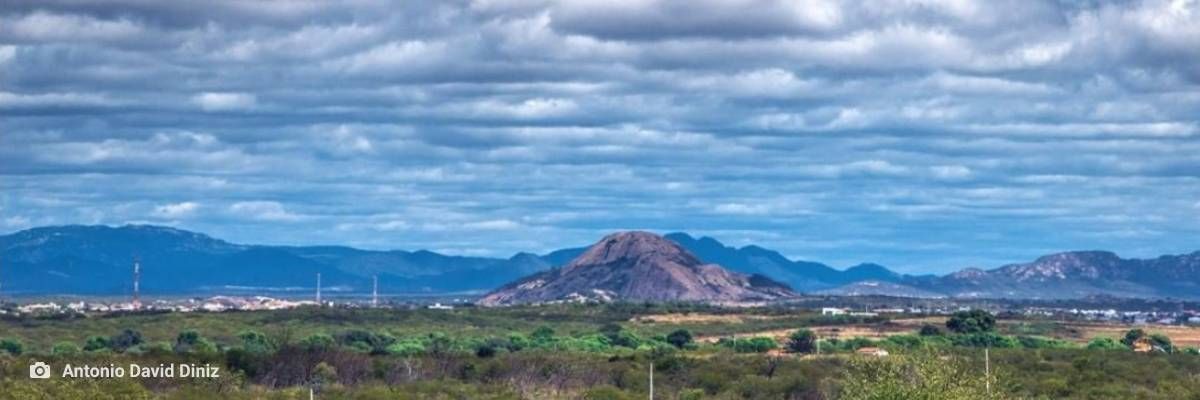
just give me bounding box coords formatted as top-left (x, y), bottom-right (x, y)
top-left (0, 305), bottom-right (1198, 399)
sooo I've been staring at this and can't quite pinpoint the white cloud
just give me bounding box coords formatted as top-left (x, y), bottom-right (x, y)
top-left (464, 219), bottom-right (522, 230)
top-left (0, 45), bottom-right (15, 64)
top-left (327, 40), bottom-right (451, 73)
top-left (152, 202), bottom-right (199, 219)
top-left (808, 160), bottom-right (909, 177)
top-left (713, 203), bottom-right (772, 215)
top-left (681, 69), bottom-right (819, 98)
top-left (0, 92), bottom-right (113, 109)
top-left (1, 12), bottom-right (143, 43)
top-left (324, 125), bottom-right (374, 155)
top-left (469, 98), bottom-right (580, 119)
top-left (229, 201), bottom-right (303, 222)
top-left (192, 92), bottom-right (256, 112)
top-left (923, 72), bottom-right (1058, 95)
top-left (931, 165), bottom-right (972, 180)
top-left (3, 0), bottom-right (1200, 271)
top-left (2, 215), bottom-right (32, 229)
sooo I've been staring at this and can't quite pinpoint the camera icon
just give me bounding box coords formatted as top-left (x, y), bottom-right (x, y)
top-left (29, 361), bottom-right (52, 379)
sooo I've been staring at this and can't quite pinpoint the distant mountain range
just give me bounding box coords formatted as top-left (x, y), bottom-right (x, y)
top-left (478, 231), bottom-right (794, 305)
top-left (1, 224), bottom-right (1197, 300)
top-left (0, 225), bottom-right (553, 295)
top-left (896, 250), bottom-right (1200, 299)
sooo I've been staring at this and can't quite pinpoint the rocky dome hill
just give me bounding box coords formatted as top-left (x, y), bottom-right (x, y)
top-left (477, 231), bottom-right (795, 306)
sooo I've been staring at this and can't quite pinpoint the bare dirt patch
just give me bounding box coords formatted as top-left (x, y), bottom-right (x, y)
top-left (694, 324), bottom-right (911, 344)
top-left (630, 313), bottom-right (784, 324)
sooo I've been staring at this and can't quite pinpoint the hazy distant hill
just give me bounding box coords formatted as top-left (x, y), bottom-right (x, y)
top-left (902, 250), bottom-right (1200, 299)
top-left (478, 231), bottom-right (794, 305)
top-left (2, 225), bottom-right (1197, 299)
top-left (0, 225), bottom-right (548, 295)
top-left (0, 225), bottom-right (892, 296)
top-left (662, 233), bottom-right (905, 291)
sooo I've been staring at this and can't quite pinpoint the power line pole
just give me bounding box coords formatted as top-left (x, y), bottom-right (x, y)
top-left (132, 256), bottom-right (141, 310)
top-left (985, 346), bottom-right (991, 397)
top-left (372, 275), bottom-right (378, 307)
top-left (648, 361), bottom-right (654, 400)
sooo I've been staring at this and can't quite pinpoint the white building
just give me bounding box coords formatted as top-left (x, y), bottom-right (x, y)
top-left (821, 307), bottom-right (845, 316)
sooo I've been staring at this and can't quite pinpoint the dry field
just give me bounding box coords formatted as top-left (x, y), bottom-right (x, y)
top-left (695, 321), bottom-right (919, 344)
top-left (1066, 323), bottom-right (1200, 348)
top-left (629, 313), bottom-right (786, 324)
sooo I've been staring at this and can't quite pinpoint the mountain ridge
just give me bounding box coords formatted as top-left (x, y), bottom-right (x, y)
top-left (2, 224), bottom-right (1198, 300)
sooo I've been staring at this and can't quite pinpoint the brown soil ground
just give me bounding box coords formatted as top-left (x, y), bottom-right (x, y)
top-left (629, 313), bottom-right (785, 324)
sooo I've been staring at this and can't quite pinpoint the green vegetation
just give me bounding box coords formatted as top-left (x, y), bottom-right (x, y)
top-left (787, 329), bottom-right (816, 353)
top-left (0, 304), bottom-right (1198, 399)
top-left (1087, 337), bottom-right (1125, 350)
top-left (718, 336), bottom-right (777, 353)
top-left (0, 338), bottom-right (23, 356)
top-left (838, 352), bottom-right (1000, 400)
top-left (665, 329), bottom-right (693, 349)
top-left (946, 309), bottom-right (997, 334)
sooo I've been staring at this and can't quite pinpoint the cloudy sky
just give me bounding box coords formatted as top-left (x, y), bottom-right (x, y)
top-left (2, 0), bottom-right (1198, 273)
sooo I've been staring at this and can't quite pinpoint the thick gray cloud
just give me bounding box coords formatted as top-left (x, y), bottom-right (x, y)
top-left (2, 0), bottom-right (1198, 272)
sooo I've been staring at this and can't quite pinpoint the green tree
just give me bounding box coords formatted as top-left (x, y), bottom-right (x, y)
top-left (83, 335), bottom-right (111, 352)
top-left (531, 326), bottom-right (555, 344)
top-left (238, 330), bottom-right (274, 354)
top-left (787, 329), bottom-right (817, 353)
top-left (666, 329), bottom-right (693, 349)
top-left (946, 309), bottom-right (996, 334)
top-left (109, 329), bottom-right (144, 352)
top-left (1086, 337), bottom-right (1126, 350)
top-left (475, 343), bottom-right (498, 358)
top-left (301, 333), bottom-right (336, 351)
top-left (507, 332), bottom-right (530, 351)
top-left (1121, 329), bottom-right (1147, 348)
top-left (599, 324), bottom-right (641, 348)
top-left (950, 332), bottom-right (1018, 348)
top-left (311, 361), bottom-right (339, 392)
top-left (0, 337), bottom-right (23, 355)
top-left (174, 330), bottom-right (216, 354)
top-left (1149, 333), bottom-right (1174, 353)
top-left (722, 336), bottom-right (777, 353)
top-left (385, 338), bottom-right (426, 356)
top-left (426, 332), bottom-right (454, 355)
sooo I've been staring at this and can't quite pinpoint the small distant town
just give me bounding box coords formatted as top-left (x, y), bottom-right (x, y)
top-left (0, 296), bottom-right (465, 315)
top-left (817, 305), bottom-right (1200, 326)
